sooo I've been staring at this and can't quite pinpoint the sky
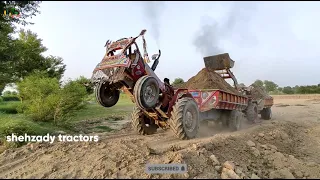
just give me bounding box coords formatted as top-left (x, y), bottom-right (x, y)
top-left (13, 1), bottom-right (320, 88)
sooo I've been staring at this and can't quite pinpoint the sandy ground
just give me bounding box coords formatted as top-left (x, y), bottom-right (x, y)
top-left (0, 98), bottom-right (320, 179)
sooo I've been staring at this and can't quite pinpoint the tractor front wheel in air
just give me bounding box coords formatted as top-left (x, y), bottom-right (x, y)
top-left (228, 110), bottom-right (243, 131)
top-left (131, 107), bottom-right (158, 135)
top-left (246, 102), bottom-right (258, 123)
top-left (95, 81), bottom-right (120, 107)
top-left (168, 97), bottom-right (200, 140)
top-left (133, 75), bottom-right (160, 110)
top-left (261, 107), bottom-right (272, 120)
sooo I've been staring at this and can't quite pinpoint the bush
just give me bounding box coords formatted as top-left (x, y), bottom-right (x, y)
top-left (1, 91), bottom-right (20, 101)
top-left (17, 74), bottom-right (88, 123)
top-left (73, 76), bottom-right (94, 95)
top-left (0, 102), bottom-right (19, 114)
top-left (0, 97), bottom-right (3, 103)
top-left (2, 95), bottom-right (20, 101)
top-left (0, 122), bottom-right (35, 147)
top-left (51, 80), bottom-right (87, 122)
top-left (0, 117), bottom-right (47, 149)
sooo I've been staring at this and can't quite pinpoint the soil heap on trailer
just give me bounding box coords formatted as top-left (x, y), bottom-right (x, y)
top-left (178, 68), bottom-right (240, 95)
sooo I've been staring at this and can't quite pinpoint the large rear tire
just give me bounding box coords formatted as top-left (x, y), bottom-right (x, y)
top-left (246, 101), bottom-right (258, 123)
top-left (228, 110), bottom-right (242, 131)
top-left (131, 107), bottom-right (158, 135)
top-left (168, 97), bottom-right (199, 140)
top-left (95, 81), bottom-right (120, 107)
top-left (133, 75), bottom-right (160, 110)
top-left (261, 107), bottom-right (272, 120)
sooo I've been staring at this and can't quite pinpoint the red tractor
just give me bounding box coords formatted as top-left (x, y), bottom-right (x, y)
top-left (91, 29), bottom-right (199, 139)
top-left (91, 30), bottom-right (252, 140)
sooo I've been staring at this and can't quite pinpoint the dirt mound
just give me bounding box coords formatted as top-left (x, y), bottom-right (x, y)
top-left (1, 120), bottom-right (320, 179)
top-left (179, 68), bottom-right (239, 95)
top-left (1, 99), bottom-right (320, 179)
top-left (250, 83), bottom-right (272, 100)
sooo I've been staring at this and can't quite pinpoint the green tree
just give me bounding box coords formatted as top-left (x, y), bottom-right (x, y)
top-left (0, 2), bottom-right (66, 93)
top-left (293, 85), bottom-right (299, 94)
top-left (172, 78), bottom-right (184, 87)
top-left (0, 29), bottom-right (66, 90)
top-left (12, 30), bottom-right (66, 81)
top-left (0, 1), bottom-right (41, 26)
top-left (0, 20), bottom-right (17, 92)
top-left (253, 79), bottom-right (264, 87)
top-left (0, 1), bottom-right (42, 84)
top-left (263, 80), bottom-right (278, 92)
top-left (282, 86), bottom-right (294, 94)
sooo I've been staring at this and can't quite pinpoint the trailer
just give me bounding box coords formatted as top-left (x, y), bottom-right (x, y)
top-left (242, 85), bottom-right (274, 122)
top-left (188, 89), bottom-right (248, 130)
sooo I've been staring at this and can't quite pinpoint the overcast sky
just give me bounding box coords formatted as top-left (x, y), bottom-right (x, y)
top-left (19, 1), bottom-right (320, 87)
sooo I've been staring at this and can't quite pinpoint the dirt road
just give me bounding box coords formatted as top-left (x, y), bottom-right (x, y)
top-left (1, 98), bottom-right (320, 179)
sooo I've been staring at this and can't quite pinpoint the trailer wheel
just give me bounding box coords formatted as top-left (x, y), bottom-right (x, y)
top-left (133, 75), bottom-right (160, 110)
top-left (246, 102), bottom-right (258, 123)
top-left (95, 81), bottom-right (120, 107)
top-left (169, 97), bottom-right (199, 140)
top-left (261, 107), bottom-right (272, 120)
top-left (131, 107), bottom-right (158, 135)
top-left (228, 110), bottom-right (242, 131)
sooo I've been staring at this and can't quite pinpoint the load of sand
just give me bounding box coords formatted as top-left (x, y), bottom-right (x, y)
top-left (249, 83), bottom-right (273, 100)
top-left (176, 68), bottom-right (240, 95)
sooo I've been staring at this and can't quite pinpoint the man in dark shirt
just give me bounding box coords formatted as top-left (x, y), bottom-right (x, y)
top-left (164, 78), bottom-right (170, 86)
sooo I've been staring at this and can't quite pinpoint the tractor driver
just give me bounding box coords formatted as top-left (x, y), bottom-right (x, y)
top-left (164, 78), bottom-right (171, 86)
top-left (160, 78), bottom-right (174, 112)
top-left (164, 78), bottom-right (174, 96)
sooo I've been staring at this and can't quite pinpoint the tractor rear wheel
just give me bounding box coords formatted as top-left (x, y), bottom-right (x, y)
top-left (246, 102), bottom-right (258, 123)
top-left (261, 107), bottom-right (272, 120)
top-left (95, 81), bottom-right (120, 107)
top-left (131, 107), bottom-right (158, 135)
top-left (168, 97), bottom-right (199, 140)
top-left (133, 75), bottom-right (160, 110)
top-left (228, 110), bottom-right (242, 131)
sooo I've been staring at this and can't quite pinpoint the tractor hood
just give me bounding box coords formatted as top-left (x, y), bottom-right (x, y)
top-left (91, 29), bottom-right (148, 84)
top-left (94, 54), bottom-right (130, 71)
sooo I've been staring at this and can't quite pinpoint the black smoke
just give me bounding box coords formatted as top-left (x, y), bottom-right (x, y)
top-left (193, 2), bottom-right (257, 57)
top-left (141, 1), bottom-right (165, 47)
